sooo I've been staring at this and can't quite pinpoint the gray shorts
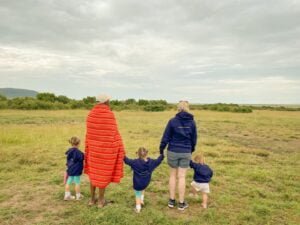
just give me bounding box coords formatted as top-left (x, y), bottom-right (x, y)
top-left (167, 151), bottom-right (191, 168)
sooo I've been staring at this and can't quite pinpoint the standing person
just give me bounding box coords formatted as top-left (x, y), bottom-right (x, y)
top-left (84, 94), bottom-right (125, 208)
top-left (160, 100), bottom-right (197, 211)
top-left (64, 136), bottom-right (84, 201)
top-left (124, 147), bottom-right (164, 213)
top-left (190, 154), bottom-right (213, 209)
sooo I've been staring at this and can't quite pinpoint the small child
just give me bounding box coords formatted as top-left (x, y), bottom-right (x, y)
top-left (124, 147), bottom-right (164, 213)
top-left (64, 136), bottom-right (84, 201)
top-left (190, 154), bottom-right (213, 208)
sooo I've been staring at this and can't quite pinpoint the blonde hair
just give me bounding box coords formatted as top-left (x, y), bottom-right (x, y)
top-left (137, 147), bottom-right (148, 159)
top-left (69, 136), bottom-right (80, 146)
top-left (177, 100), bottom-right (189, 112)
top-left (194, 154), bottom-right (204, 164)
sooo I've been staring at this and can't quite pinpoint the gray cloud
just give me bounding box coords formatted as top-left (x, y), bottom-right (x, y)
top-left (0, 0), bottom-right (299, 103)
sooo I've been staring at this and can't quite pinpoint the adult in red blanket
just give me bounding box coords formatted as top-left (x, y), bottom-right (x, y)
top-left (84, 94), bottom-right (125, 208)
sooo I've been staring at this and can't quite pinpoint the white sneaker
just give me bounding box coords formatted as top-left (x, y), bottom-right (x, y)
top-left (76, 194), bottom-right (84, 200)
top-left (64, 195), bottom-right (75, 201)
top-left (135, 208), bottom-right (141, 213)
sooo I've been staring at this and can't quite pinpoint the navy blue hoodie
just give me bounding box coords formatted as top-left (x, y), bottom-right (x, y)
top-left (65, 147), bottom-right (84, 176)
top-left (190, 160), bottom-right (213, 183)
top-left (160, 111), bottom-right (197, 154)
top-left (124, 154), bottom-right (164, 191)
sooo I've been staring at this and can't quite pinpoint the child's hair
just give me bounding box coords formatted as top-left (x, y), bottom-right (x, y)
top-left (69, 136), bottom-right (80, 146)
top-left (136, 147), bottom-right (148, 159)
top-left (194, 153), bottom-right (204, 163)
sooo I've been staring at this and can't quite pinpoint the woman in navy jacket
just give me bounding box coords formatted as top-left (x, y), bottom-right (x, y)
top-left (160, 100), bottom-right (197, 211)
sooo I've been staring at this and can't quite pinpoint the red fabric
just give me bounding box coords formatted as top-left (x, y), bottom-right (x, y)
top-left (84, 104), bottom-right (125, 188)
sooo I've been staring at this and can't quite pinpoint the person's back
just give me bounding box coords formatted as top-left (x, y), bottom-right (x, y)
top-left (124, 147), bottom-right (164, 213)
top-left (84, 94), bottom-right (125, 208)
top-left (190, 162), bottom-right (213, 183)
top-left (66, 147), bottom-right (84, 176)
top-left (190, 154), bottom-right (213, 209)
top-left (125, 155), bottom-right (164, 191)
top-left (160, 111), bottom-right (197, 154)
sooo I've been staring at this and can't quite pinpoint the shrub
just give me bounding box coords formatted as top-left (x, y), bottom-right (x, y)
top-left (0, 94), bottom-right (7, 101)
top-left (144, 104), bottom-right (166, 112)
top-left (36, 93), bottom-right (56, 102)
top-left (56, 95), bottom-right (71, 104)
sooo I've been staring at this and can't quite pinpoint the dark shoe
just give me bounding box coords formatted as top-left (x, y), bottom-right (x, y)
top-left (178, 202), bottom-right (189, 211)
top-left (168, 199), bottom-right (176, 208)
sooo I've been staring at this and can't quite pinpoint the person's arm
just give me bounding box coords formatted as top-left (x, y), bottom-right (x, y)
top-left (209, 167), bottom-right (213, 178)
top-left (124, 156), bottom-right (135, 167)
top-left (151, 154), bottom-right (165, 170)
top-left (191, 121), bottom-right (197, 153)
top-left (84, 135), bottom-right (89, 174)
top-left (190, 160), bottom-right (195, 169)
top-left (159, 120), bottom-right (172, 154)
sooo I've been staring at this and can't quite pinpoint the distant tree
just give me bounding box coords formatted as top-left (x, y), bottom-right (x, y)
top-left (125, 98), bottom-right (136, 104)
top-left (138, 99), bottom-right (149, 106)
top-left (144, 104), bottom-right (166, 112)
top-left (56, 95), bottom-right (70, 104)
top-left (36, 93), bottom-right (56, 102)
top-left (110, 100), bottom-right (123, 106)
top-left (82, 96), bottom-right (96, 105)
top-left (0, 94), bottom-right (7, 101)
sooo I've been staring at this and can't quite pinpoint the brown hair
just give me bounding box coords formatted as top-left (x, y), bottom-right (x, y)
top-left (194, 154), bottom-right (204, 164)
top-left (69, 136), bottom-right (80, 146)
top-left (137, 147), bottom-right (148, 159)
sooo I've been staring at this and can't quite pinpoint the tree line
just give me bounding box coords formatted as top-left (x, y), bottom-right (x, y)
top-left (0, 93), bottom-right (169, 111)
top-left (1, 92), bottom-right (299, 112)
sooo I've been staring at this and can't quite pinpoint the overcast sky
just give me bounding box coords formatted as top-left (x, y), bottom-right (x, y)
top-left (0, 0), bottom-right (299, 103)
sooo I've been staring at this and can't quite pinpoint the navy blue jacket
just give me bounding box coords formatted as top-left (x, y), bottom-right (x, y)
top-left (65, 147), bottom-right (84, 176)
top-left (190, 161), bottom-right (213, 183)
top-left (124, 154), bottom-right (164, 191)
top-left (160, 111), bottom-right (197, 154)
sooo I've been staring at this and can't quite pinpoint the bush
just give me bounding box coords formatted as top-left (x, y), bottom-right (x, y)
top-left (144, 104), bottom-right (167, 112)
top-left (56, 95), bottom-right (71, 104)
top-left (0, 94), bottom-right (7, 101)
top-left (36, 93), bottom-right (56, 102)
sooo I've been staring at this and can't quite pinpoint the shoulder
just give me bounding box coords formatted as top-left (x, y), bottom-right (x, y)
top-left (65, 148), bottom-right (73, 155)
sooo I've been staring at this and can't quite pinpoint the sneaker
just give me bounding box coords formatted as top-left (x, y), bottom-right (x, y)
top-left (76, 194), bottom-right (84, 200)
top-left (64, 195), bottom-right (75, 201)
top-left (135, 208), bottom-right (141, 213)
top-left (178, 202), bottom-right (189, 211)
top-left (168, 199), bottom-right (176, 208)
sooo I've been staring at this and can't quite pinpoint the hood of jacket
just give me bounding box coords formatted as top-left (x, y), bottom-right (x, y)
top-left (175, 111), bottom-right (194, 121)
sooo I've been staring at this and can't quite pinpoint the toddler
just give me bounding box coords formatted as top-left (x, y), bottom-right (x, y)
top-left (64, 136), bottom-right (84, 201)
top-left (190, 154), bottom-right (213, 208)
top-left (124, 147), bottom-right (164, 213)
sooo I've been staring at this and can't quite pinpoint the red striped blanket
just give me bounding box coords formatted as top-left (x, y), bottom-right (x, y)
top-left (84, 104), bottom-right (125, 188)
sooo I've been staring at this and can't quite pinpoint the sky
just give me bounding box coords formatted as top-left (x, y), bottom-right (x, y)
top-left (0, 0), bottom-right (299, 103)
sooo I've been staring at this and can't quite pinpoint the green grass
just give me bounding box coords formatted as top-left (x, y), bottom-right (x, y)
top-left (0, 110), bottom-right (299, 225)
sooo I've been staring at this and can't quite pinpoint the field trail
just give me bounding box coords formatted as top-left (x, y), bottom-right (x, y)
top-left (0, 110), bottom-right (299, 225)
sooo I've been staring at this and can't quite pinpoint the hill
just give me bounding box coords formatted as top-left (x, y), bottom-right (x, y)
top-left (0, 88), bottom-right (38, 98)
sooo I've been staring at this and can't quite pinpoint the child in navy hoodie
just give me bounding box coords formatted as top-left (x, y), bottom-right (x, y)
top-left (190, 154), bottom-right (213, 208)
top-left (124, 147), bottom-right (164, 213)
top-left (64, 136), bottom-right (84, 201)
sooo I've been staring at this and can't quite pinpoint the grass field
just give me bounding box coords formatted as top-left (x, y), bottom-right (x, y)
top-left (0, 109), bottom-right (299, 225)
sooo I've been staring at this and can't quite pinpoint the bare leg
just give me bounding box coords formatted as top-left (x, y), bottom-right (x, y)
top-left (75, 184), bottom-right (80, 194)
top-left (98, 188), bottom-right (105, 206)
top-left (89, 183), bottom-right (96, 205)
top-left (169, 168), bottom-right (177, 200)
top-left (178, 168), bottom-right (187, 203)
top-left (202, 193), bottom-right (208, 208)
top-left (191, 186), bottom-right (197, 196)
top-left (136, 197), bottom-right (141, 206)
top-left (141, 190), bottom-right (145, 205)
top-left (65, 184), bottom-right (70, 192)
